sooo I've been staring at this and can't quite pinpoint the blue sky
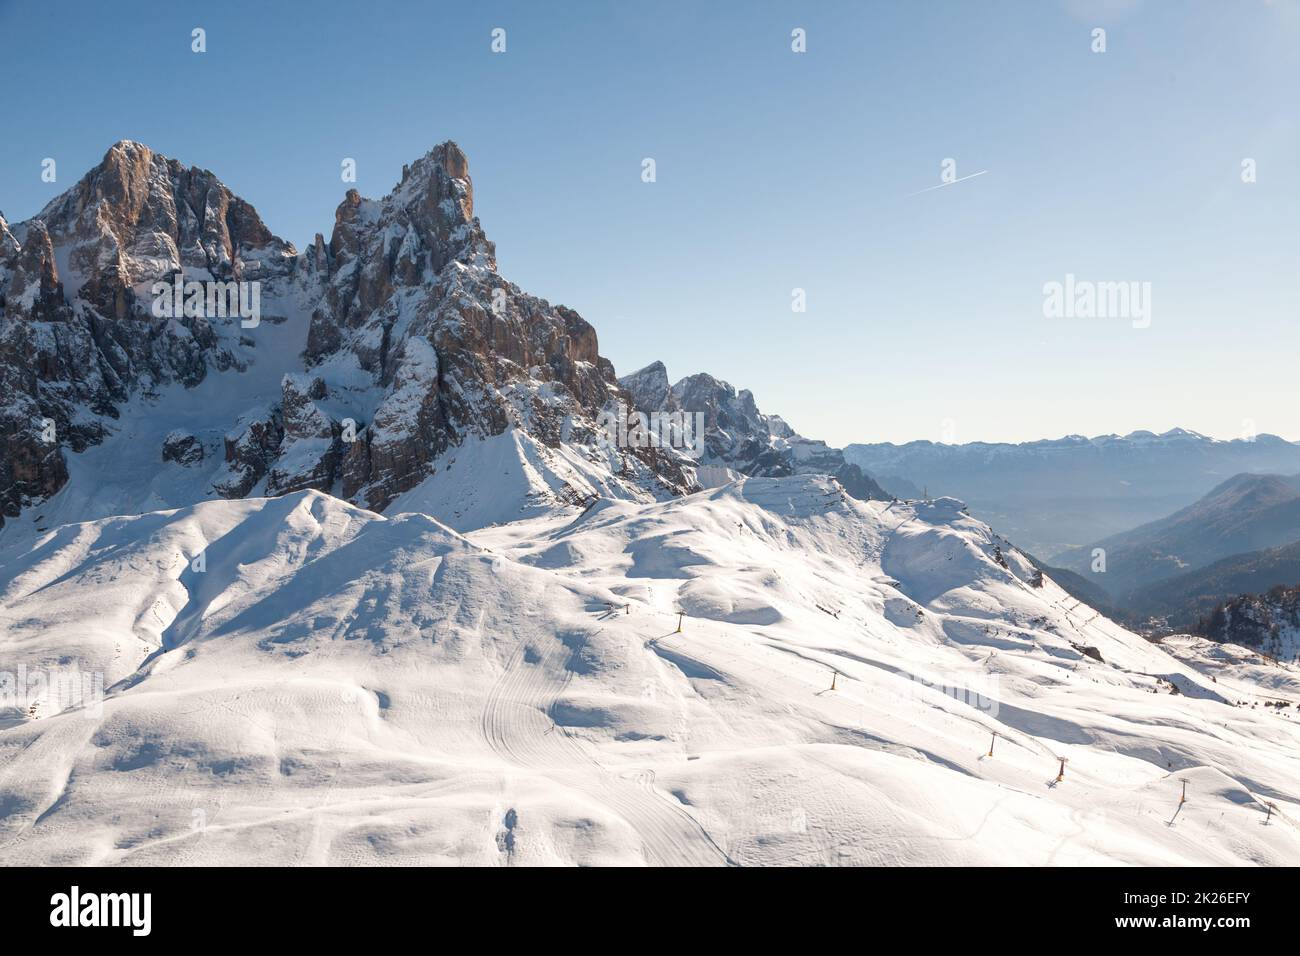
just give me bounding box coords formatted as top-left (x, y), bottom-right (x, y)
top-left (2, 0), bottom-right (1298, 445)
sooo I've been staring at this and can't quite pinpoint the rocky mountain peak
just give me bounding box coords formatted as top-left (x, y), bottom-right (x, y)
top-left (621, 361), bottom-right (889, 501)
top-left (395, 140), bottom-right (474, 219)
top-left (35, 140), bottom-right (294, 294)
top-left (619, 361), bottom-right (678, 413)
top-left (342, 139), bottom-right (494, 273)
top-left (310, 140), bottom-right (496, 354)
top-left (0, 141), bottom-right (695, 532)
top-left (299, 142), bottom-right (687, 513)
top-left (0, 142), bottom-right (311, 526)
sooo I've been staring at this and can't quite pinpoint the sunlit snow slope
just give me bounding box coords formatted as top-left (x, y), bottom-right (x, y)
top-left (1, 476), bottom-right (1298, 865)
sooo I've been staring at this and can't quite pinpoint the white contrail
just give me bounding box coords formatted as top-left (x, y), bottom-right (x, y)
top-left (903, 169), bottom-right (989, 198)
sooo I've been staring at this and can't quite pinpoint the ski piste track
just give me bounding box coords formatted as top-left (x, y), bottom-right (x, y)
top-left (480, 620), bottom-right (736, 866)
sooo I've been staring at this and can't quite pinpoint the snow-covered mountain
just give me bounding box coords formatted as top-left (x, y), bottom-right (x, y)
top-left (0, 141), bottom-right (695, 541)
top-left (5, 142), bottom-right (1300, 868)
top-left (620, 361), bottom-right (889, 500)
top-left (1, 475), bottom-right (1297, 865)
top-left (844, 430), bottom-right (1300, 559)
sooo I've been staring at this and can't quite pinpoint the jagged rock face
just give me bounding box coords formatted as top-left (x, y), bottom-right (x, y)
top-left (4, 220), bottom-right (68, 323)
top-left (0, 142), bottom-right (297, 525)
top-left (36, 140), bottom-right (294, 291)
top-left (264, 374), bottom-right (340, 496)
top-left (619, 360), bottom-right (680, 415)
top-left (212, 407), bottom-right (284, 499)
top-left (295, 143), bottom-right (692, 512)
top-left (671, 372), bottom-right (789, 472)
top-left (619, 363), bottom-right (890, 501)
top-left (0, 141), bottom-right (695, 528)
top-left (161, 430), bottom-right (204, 467)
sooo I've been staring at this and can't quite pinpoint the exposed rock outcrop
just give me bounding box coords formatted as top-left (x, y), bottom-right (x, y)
top-left (265, 374), bottom-right (341, 496)
top-left (213, 407), bottom-right (284, 499)
top-left (619, 362), bottom-right (890, 501)
top-left (162, 430), bottom-right (204, 467)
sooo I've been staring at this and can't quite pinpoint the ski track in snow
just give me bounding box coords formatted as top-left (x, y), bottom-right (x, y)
top-left (480, 628), bottom-right (731, 866)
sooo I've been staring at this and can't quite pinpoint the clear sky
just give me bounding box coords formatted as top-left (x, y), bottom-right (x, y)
top-left (2, 0), bottom-right (1298, 446)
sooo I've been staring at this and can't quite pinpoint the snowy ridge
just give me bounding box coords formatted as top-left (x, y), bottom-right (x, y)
top-left (2, 476), bottom-right (1297, 865)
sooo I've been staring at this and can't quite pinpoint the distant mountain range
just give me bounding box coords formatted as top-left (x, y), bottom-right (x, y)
top-left (1055, 473), bottom-right (1300, 596)
top-left (1028, 473), bottom-right (1300, 632)
top-left (844, 430), bottom-right (1300, 559)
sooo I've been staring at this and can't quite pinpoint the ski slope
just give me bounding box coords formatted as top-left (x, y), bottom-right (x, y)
top-left (1, 476), bottom-right (1298, 865)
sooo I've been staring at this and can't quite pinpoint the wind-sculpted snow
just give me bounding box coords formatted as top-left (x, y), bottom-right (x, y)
top-left (1, 476), bottom-right (1298, 865)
